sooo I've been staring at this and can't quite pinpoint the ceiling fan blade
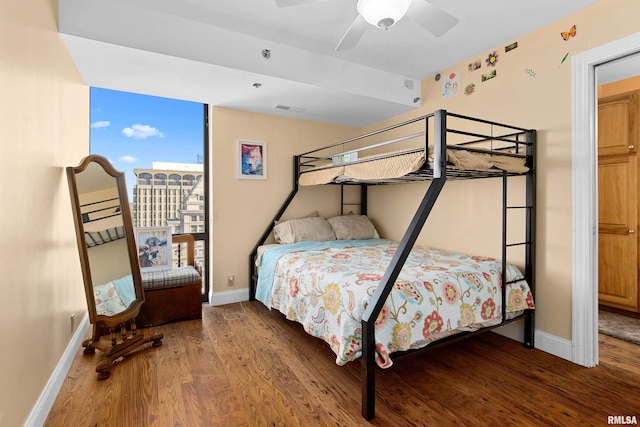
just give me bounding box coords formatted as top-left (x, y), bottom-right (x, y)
top-left (275, 0), bottom-right (326, 7)
top-left (406, 0), bottom-right (459, 37)
top-left (335, 15), bottom-right (368, 51)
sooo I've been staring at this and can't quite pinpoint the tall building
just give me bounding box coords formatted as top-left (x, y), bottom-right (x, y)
top-left (132, 161), bottom-right (204, 232)
top-left (132, 162), bottom-right (205, 268)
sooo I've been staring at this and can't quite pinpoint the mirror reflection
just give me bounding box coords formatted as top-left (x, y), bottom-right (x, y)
top-left (75, 161), bottom-right (137, 316)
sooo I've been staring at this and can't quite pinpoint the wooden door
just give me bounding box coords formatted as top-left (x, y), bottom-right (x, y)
top-left (598, 92), bottom-right (639, 312)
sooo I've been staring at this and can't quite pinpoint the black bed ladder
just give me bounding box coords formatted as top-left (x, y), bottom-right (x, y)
top-left (501, 129), bottom-right (536, 349)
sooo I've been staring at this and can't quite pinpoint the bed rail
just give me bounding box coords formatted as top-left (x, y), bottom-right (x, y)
top-left (297, 109), bottom-right (531, 185)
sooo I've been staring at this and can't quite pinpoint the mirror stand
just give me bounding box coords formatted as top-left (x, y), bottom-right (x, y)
top-left (82, 320), bottom-right (163, 380)
top-left (67, 155), bottom-right (163, 380)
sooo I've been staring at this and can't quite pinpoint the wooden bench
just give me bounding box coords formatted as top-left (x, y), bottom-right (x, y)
top-left (136, 234), bottom-right (203, 327)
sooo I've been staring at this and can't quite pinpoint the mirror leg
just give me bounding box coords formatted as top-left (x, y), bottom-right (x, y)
top-left (96, 359), bottom-right (112, 380)
top-left (82, 338), bottom-right (96, 355)
top-left (151, 332), bottom-right (164, 348)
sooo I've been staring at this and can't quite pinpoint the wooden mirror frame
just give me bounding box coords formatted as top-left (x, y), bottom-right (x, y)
top-left (67, 155), bottom-right (162, 379)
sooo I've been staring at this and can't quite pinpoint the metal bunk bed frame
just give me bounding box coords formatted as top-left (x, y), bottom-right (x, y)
top-left (249, 109), bottom-right (536, 420)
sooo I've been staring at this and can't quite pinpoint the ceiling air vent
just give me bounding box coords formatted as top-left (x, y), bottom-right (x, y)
top-left (274, 104), bottom-right (305, 113)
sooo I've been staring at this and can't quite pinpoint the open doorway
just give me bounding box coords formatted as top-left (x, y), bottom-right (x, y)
top-left (89, 87), bottom-right (210, 303)
top-left (596, 54), bottom-right (640, 344)
top-left (572, 33), bottom-right (640, 367)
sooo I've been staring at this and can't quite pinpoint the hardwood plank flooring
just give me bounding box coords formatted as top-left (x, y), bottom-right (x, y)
top-left (45, 302), bottom-right (640, 426)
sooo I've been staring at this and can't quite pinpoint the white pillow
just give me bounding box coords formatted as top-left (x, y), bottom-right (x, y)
top-left (327, 215), bottom-right (379, 240)
top-left (273, 216), bottom-right (336, 244)
top-left (274, 210), bottom-right (318, 225)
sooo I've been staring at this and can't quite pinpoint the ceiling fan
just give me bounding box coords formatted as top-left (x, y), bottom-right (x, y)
top-left (275, 0), bottom-right (459, 51)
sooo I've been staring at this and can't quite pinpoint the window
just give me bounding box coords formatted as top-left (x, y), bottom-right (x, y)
top-left (154, 173), bottom-right (167, 185)
top-left (90, 88), bottom-right (209, 302)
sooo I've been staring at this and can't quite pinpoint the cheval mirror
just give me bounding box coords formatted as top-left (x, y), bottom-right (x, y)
top-left (67, 155), bottom-right (162, 379)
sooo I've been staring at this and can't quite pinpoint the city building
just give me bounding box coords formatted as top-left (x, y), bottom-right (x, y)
top-left (133, 161), bottom-right (204, 230)
top-left (133, 162), bottom-right (205, 267)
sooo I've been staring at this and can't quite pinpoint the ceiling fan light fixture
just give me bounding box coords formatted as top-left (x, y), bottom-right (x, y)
top-left (357, 0), bottom-right (411, 30)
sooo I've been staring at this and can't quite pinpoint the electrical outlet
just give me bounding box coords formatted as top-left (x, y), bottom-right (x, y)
top-left (227, 275), bottom-right (235, 287)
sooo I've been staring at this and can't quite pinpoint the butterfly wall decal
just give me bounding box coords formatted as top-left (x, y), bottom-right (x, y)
top-left (561, 25), bottom-right (577, 41)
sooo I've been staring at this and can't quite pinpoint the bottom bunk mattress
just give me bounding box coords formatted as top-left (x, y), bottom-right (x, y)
top-left (256, 239), bottom-right (534, 368)
top-left (93, 275), bottom-right (136, 316)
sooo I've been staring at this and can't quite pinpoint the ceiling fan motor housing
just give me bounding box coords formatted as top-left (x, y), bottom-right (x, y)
top-left (357, 0), bottom-right (411, 30)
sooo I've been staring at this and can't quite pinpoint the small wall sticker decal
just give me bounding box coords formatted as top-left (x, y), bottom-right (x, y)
top-left (464, 83), bottom-right (476, 96)
top-left (525, 68), bottom-right (537, 77)
top-left (468, 59), bottom-right (482, 72)
top-left (559, 52), bottom-right (570, 67)
top-left (481, 69), bottom-right (497, 82)
top-left (561, 25), bottom-right (577, 41)
top-left (485, 51), bottom-right (499, 67)
top-left (442, 71), bottom-right (460, 98)
top-left (505, 42), bottom-right (518, 53)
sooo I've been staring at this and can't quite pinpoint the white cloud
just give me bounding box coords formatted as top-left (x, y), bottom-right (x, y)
top-left (121, 124), bottom-right (165, 139)
top-left (90, 120), bottom-right (111, 129)
top-left (119, 155), bottom-right (137, 163)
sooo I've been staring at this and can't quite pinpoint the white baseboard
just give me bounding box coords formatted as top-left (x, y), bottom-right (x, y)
top-left (209, 288), bottom-right (249, 306)
top-left (535, 329), bottom-right (574, 362)
top-left (493, 322), bottom-right (574, 362)
top-left (25, 313), bottom-right (90, 427)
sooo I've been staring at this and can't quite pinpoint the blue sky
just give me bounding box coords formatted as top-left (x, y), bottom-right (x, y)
top-left (90, 87), bottom-right (204, 198)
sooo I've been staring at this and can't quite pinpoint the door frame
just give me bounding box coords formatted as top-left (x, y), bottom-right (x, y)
top-left (202, 103), bottom-right (210, 303)
top-left (571, 31), bottom-right (640, 367)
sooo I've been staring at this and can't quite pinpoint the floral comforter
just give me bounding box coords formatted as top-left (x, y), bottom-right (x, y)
top-left (94, 275), bottom-right (136, 316)
top-left (256, 239), bottom-right (534, 368)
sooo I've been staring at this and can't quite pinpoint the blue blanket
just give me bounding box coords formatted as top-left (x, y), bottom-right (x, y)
top-left (113, 275), bottom-right (136, 307)
top-left (255, 239), bottom-right (391, 306)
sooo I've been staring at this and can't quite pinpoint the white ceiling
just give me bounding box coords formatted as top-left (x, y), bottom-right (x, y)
top-left (59, 0), bottom-right (600, 127)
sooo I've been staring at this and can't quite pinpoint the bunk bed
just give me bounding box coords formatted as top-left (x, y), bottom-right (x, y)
top-left (81, 197), bottom-right (125, 247)
top-left (249, 109), bottom-right (536, 420)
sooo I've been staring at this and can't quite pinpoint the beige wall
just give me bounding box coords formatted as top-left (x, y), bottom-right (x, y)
top-left (88, 239), bottom-right (132, 287)
top-left (366, 0), bottom-right (640, 340)
top-left (0, 0), bottom-right (88, 425)
top-left (210, 107), bottom-right (360, 293)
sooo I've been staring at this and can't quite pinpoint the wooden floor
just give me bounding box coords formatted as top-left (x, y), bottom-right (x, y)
top-left (45, 302), bottom-right (640, 427)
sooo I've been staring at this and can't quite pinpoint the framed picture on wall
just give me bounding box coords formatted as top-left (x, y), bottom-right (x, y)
top-left (134, 227), bottom-right (172, 272)
top-left (238, 140), bottom-right (267, 180)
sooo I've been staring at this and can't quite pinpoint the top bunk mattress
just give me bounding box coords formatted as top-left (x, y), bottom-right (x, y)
top-left (83, 214), bottom-right (126, 247)
top-left (299, 147), bottom-right (529, 186)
